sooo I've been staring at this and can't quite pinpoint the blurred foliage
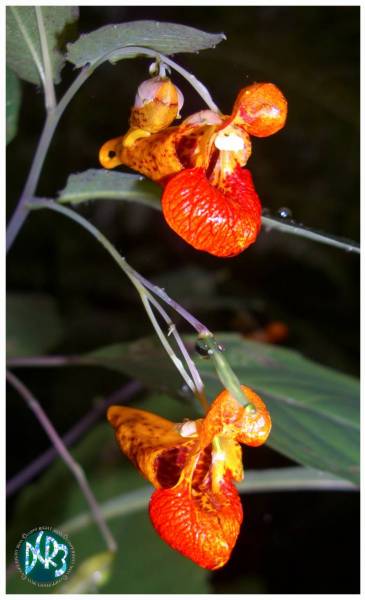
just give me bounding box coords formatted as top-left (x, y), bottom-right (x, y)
top-left (7, 6), bottom-right (359, 594)
top-left (7, 292), bottom-right (64, 358)
top-left (6, 67), bottom-right (21, 144)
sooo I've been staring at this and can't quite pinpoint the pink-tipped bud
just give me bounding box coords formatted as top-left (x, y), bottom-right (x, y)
top-left (130, 76), bottom-right (184, 133)
top-left (134, 76), bottom-right (184, 114)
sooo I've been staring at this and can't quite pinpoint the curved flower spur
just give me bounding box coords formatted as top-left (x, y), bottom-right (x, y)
top-left (108, 385), bottom-right (271, 570)
top-left (100, 75), bottom-right (287, 257)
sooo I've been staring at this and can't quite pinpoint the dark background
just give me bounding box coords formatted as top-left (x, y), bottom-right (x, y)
top-left (7, 6), bottom-right (359, 594)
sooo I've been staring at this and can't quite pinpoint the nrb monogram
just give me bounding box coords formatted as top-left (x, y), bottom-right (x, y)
top-left (25, 530), bottom-right (68, 577)
top-left (15, 527), bottom-right (74, 586)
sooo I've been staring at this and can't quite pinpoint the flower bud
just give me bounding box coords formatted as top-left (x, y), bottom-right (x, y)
top-left (232, 82), bottom-right (288, 138)
top-left (130, 76), bottom-right (184, 133)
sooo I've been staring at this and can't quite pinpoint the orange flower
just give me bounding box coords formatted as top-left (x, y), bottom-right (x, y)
top-left (100, 80), bottom-right (287, 257)
top-left (108, 385), bottom-right (271, 570)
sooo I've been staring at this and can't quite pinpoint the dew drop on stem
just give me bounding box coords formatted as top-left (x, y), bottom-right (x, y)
top-left (277, 207), bottom-right (293, 219)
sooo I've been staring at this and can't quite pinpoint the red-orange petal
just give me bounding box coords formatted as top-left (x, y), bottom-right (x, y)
top-left (161, 166), bottom-right (261, 257)
top-left (149, 476), bottom-right (243, 570)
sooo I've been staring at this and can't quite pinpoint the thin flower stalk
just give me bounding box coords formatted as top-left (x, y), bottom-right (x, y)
top-left (6, 370), bottom-right (117, 553)
top-left (27, 198), bottom-right (208, 411)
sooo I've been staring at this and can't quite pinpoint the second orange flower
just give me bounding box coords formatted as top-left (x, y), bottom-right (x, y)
top-left (108, 385), bottom-right (271, 570)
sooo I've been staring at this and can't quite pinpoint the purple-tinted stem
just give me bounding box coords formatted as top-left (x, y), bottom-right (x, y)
top-left (7, 380), bottom-right (142, 497)
top-left (6, 370), bottom-right (118, 552)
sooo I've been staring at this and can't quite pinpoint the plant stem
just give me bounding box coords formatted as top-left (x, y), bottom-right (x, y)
top-left (7, 380), bottom-right (142, 497)
top-left (6, 113), bottom-right (58, 252)
top-left (115, 48), bottom-right (219, 111)
top-left (139, 293), bottom-right (196, 393)
top-left (6, 64), bottom-right (93, 253)
top-left (6, 355), bottom-right (77, 368)
top-left (141, 294), bottom-right (209, 411)
top-left (27, 199), bottom-right (207, 406)
top-left (197, 333), bottom-right (252, 408)
top-left (262, 216), bottom-right (360, 254)
top-left (6, 370), bottom-right (117, 553)
top-left (133, 271), bottom-right (211, 334)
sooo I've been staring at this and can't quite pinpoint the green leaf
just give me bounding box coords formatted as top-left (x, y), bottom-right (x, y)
top-left (80, 338), bottom-right (185, 395)
top-left (6, 67), bottom-right (21, 144)
top-left (76, 334), bottom-right (359, 484)
top-left (58, 169), bottom-right (161, 209)
top-left (67, 20), bottom-right (225, 67)
top-left (7, 293), bottom-right (64, 358)
top-left (6, 6), bottom-right (79, 85)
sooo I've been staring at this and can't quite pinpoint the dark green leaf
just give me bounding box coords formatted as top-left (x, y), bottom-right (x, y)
top-left (6, 6), bottom-right (79, 85)
top-left (67, 20), bottom-right (225, 67)
top-left (58, 169), bottom-right (161, 209)
top-left (77, 334), bottom-right (359, 483)
top-left (6, 67), bottom-right (21, 144)
top-left (7, 293), bottom-right (64, 358)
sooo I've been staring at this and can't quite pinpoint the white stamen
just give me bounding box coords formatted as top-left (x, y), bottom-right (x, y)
top-left (212, 451), bottom-right (226, 463)
top-left (215, 133), bottom-right (245, 152)
top-left (179, 421), bottom-right (197, 437)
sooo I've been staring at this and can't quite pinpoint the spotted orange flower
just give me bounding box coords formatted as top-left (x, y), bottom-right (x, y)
top-left (108, 385), bottom-right (271, 570)
top-left (100, 78), bottom-right (287, 257)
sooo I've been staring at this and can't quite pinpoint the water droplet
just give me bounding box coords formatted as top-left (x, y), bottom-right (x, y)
top-left (277, 207), bottom-right (292, 219)
top-left (195, 339), bottom-right (213, 358)
top-left (179, 384), bottom-right (191, 397)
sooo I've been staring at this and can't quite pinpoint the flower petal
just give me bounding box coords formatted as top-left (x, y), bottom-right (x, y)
top-left (161, 166), bottom-right (261, 257)
top-left (99, 127), bottom-right (184, 181)
top-left (199, 385), bottom-right (271, 448)
top-left (107, 406), bottom-right (195, 488)
top-left (149, 475), bottom-right (243, 570)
